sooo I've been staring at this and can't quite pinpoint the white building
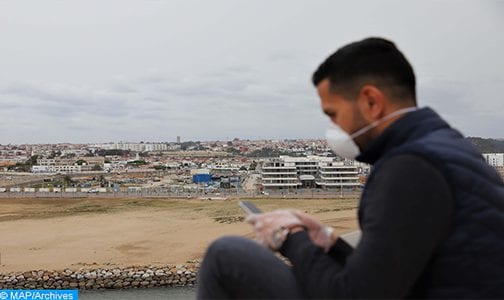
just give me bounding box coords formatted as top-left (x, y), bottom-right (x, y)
top-left (37, 158), bottom-right (74, 166)
top-left (32, 165), bottom-right (82, 173)
top-left (317, 161), bottom-right (360, 188)
top-left (261, 156), bottom-right (363, 190)
top-left (208, 162), bottom-right (240, 172)
top-left (261, 158), bottom-right (300, 189)
top-left (37, 157), bottom-right (104, 167)
top-left (94, 143), bottom-right (169, 152)
top-left (144, 143), bottom-right (168, 152)
top-left (483, 153), bottom-right (504, 167)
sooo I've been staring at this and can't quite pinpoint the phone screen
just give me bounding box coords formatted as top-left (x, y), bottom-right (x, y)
top-left (239, 201), bottom-right (262, 214)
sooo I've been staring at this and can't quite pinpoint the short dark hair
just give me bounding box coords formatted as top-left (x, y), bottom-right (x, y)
top-left (312, 37), bottom-right (416, 103)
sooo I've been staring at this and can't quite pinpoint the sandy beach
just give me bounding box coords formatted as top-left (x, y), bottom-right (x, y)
top-left (0, 197), bottom-right (358, 273)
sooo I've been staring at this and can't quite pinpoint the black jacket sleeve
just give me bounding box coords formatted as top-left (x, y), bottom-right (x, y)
top-left (280, 154), bottom-right (453, 298)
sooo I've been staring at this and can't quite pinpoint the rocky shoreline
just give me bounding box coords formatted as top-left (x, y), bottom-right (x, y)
top-left (0, 263), bottom-right (199, 290)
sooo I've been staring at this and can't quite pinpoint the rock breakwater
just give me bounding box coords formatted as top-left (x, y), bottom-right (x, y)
top-left (0, 264), bottom-right (198, 290)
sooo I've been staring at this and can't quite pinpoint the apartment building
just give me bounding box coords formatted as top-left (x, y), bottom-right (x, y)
top-left (37, 158), bottom-right (75, 166)
top-left (317, 160), bottom-right (361, 188)
top-left (32, 157), bottom-right (104, 174)
top-left (207, 161), bottom-right (240, 172)
top-left (144, 143), bottom-right (169, 152)
top-left (261, 156), bottom-right (362, 190)
top-left (32, 165), bottom-right (82, 173)
top-left (261, 157), bottom-right (301, 189)
top-left (95, 143), bottom-right (170, 152)
top-left (483, 153), bottom-right (504, 167)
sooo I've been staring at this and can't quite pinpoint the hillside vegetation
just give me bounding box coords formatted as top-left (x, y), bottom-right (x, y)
top-left (467, 137), bottom-right (504, 153)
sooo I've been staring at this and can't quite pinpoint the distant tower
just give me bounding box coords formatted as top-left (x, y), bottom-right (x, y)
top-left (177, 136), bottom-right (181, 144)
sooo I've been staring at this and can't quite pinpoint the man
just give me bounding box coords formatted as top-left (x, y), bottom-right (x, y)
top-left (197, 37), bottom-right (504, 299)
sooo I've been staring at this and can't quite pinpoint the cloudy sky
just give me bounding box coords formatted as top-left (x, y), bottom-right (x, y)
top-left (1, 0), bottom-right (503, 144)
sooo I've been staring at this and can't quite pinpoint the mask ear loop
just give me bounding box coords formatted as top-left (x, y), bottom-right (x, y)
top-left (349, 107), bottom-right (418, 139)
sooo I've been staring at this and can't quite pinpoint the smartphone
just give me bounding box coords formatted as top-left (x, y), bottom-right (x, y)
top-left (239, 201), bottom-right (262, 214)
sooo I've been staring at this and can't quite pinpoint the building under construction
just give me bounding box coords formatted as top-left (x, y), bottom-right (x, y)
top-left (260, 156), bottom-right (364, 191)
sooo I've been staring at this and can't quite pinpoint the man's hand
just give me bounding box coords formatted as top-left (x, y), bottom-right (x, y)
top-left (291, 210), bottom-right (336, 252)
top-left (246, 210), bottom-right (305, 251)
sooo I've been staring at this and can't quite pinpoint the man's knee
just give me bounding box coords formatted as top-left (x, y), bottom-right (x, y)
top-left (204, 236), bottom-right (252, 262)
top-left (199, 236), bottom-right (250, 299)
top-left (199, 235), bottom-right (255, 283)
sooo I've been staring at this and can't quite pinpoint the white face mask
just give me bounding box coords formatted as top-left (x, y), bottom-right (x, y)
top-left (325, 107), bottom-right (418, 159)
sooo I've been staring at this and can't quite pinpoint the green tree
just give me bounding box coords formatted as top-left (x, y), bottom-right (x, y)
top-left (27, 155), bottom-right (39, 166)
top-left (127, 160), bottom-right (148, 167)
top-left (75, 159), bottom-right (88, 165)
top-left (63, 175), bottom-right (74, 187)
top-left (92, 165), bottom-right (103, 171)
top-left (84, 151), bottom-right (95, 157)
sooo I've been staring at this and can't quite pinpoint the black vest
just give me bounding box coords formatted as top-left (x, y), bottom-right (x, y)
top-left (358, 107), bottom-right (504, 298)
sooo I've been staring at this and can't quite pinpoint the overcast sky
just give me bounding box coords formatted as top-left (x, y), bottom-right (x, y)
top-left (1, 0), bottom-right (503, 144)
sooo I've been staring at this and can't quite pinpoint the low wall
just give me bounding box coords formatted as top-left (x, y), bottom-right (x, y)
top-left (0, 264), bottom-right (198, 290)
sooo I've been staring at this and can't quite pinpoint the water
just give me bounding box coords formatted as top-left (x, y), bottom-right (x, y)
top-left (79, 285), bottom-right (197, 300)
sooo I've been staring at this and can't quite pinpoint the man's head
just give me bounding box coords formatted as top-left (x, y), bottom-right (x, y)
top-left (313, 37), bottom-right (416, 103)
top-left (313, 37), bottom-right (417, 151)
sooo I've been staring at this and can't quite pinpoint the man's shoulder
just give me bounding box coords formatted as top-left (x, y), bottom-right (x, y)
top-left (370, 154), bottom-right (445, 184)
top-left (377, 127), bottom-right (480, 172)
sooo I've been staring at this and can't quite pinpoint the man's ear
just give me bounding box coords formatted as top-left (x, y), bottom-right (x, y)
top-left (357, 85), bottom-right (386, 121)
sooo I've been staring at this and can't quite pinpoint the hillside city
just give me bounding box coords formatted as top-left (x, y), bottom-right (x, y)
top-left (0, 139), bottom-right (503, 197)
